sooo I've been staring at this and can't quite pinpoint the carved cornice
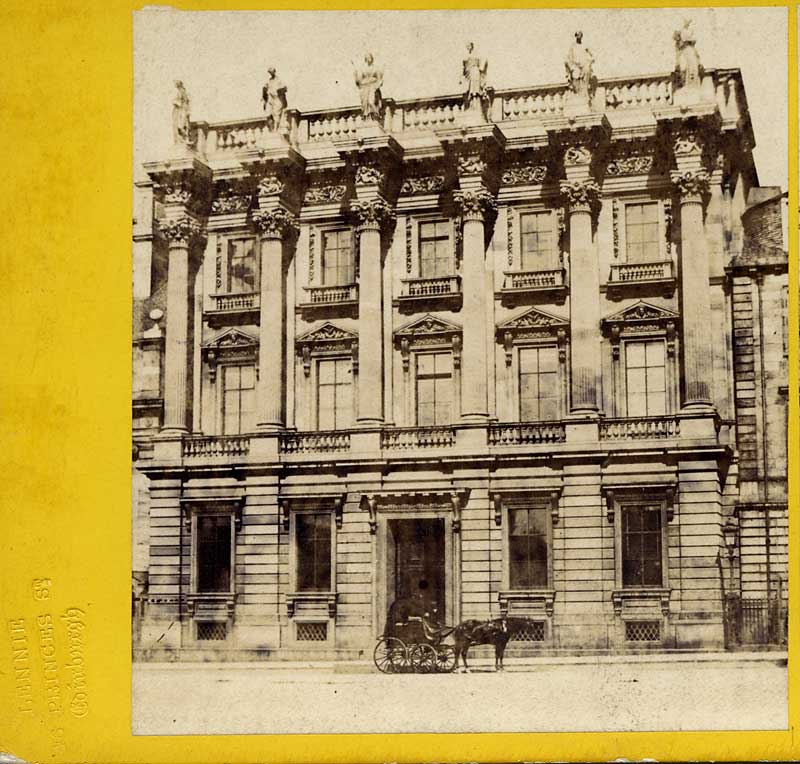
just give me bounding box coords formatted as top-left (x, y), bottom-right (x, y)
top-left (602, 301), bottom-right (679, 357)
top-left (305, 183), bottom-right (347, 205)
top-left (496, 307), bottom-right (569, 365)
top-left (670, 169), bottom-right (710, 201)
top-left (501, 163), bottom-right (548, 186)
top-left (605, 139), bottom-right (660, 178)
top-left (350, 198), bottom-right (395, 232)
top-left (157, 216), bottom-right (205, 246)
top-left (355, 163), bottom-right (385, 186)
top-left (453, 188), bottom-right (496, 222)
top-left (202, 328), bottom-right (259, 382)
top-left (559, 179), bottom-right (601, 214)
top-left (257, 175), bottom-right (285, 197)
top-left (210, 183), bottom-right (252, 215)
top-left (295, 322), bottom-right (358, 376)
top-left (252, 207), bottom-right (299, 239)
top-left (394, 314), bottom-right (462, 370)
top-left (456, 153), bottom-right (487, 176)
top-left (564, 144), bottom-right (592, 167)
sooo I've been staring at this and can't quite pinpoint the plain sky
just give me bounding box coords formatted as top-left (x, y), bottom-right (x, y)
top-left (133, 7), bottom-right (788, 187)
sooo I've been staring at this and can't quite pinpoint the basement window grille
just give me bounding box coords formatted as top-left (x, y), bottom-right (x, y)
top-left (196, 621), bottom-right (227, 641)
top-left (625, 620), bottom-right (661, 642)
top-left (296, 622), bottom-right (328, 642)
top-left (510, 622), bottom-right (546, 642)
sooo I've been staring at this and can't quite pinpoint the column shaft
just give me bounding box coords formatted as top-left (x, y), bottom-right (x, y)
top-left (679, 198), bottom-right (713, 406)
top-left (257, 234), bottom-right (285, 428)
top-left (568, 208), bottom-right (600, 413)
top-left (163, 243), bottom-right (190, 431)
top-left (357, 226), bottom-right (383, 425)
top-left (461, 216), bottom-right (489, 421)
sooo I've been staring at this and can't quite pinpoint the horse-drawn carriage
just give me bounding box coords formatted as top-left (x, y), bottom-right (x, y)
top-left (373, 598), bottom-right (457, 673)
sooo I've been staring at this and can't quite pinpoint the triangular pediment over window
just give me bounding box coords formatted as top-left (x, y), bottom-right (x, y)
top-left (296, 322), bottom-right (358, 347)
top-left (202, 327), bottom-right (259, 352)
top-left (602, 300), bottom-right (679, 335)
top-left (497, 306), bottom-right (569, 335)
top-left (393, 314), bottom-right (462, 342)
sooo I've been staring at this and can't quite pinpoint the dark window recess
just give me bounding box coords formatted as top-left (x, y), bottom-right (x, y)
top-left (510, 621), bottom-right (546, 642)
top-left (197, 515), bottom-right (232, 593)
top-left (509, 505), bottom-right (549, 589)
top-left (296, 513), bottom-right (332, 592)
top-left (296, 622), bottom-right (328, 641)
top-left (622, 505), bottom-right (662, 587)
top-left (196, 621), bottom-right (227, 641)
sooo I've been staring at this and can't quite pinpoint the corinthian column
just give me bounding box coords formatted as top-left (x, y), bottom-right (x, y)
top-left (561, 179), bottom-right (601, 415)
top-left (671, 169), bottom-right (713, 408)
top-left (454, 189), bottom-right (496, 422)
top-left (159, 216), bottom-right (203, 433)
top-left (252, 207), bottom-right (298, 430)
top-left (351, 198), bottom-right (394, 426)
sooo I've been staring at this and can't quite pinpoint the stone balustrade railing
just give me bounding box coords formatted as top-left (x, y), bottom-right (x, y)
top-left (599, 416), bottom-right (680, 440)
top-left (193, 70), bottom-right (737, 159)
top-left (488, 421), bottom-right (567, 446)
top-left (183, 435), bottom-right (251, 458)
top-left (502, 268), bottom-right (565, 291)
top-left (303, 283), bottom-right (358, 305)
top-left (209, 292), bottom-right (259, 312)
top-left (400, 275), bottom-right (461, 298)
top-left (279, 430), bottom-right (351, 454)
top-left (381, 426), bottom-right (457, 449)
top-left (609, 261), bottom-right (674, 284)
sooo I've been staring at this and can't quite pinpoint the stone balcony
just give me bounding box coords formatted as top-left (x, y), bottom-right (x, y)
top-left (395, 275), bottom-right (461, 312)
top-left (488, 421), bottom-right (567, 446)
top-left (297, 283), bottom-right (358, 317)
top-left (598, 415), bottom-right (681, 440)
top-left (607, 260), bottom-right (676, 299)
top-left (279, 430), bottom-right (351, 454)
top-left (499, 268), bottom-right (567, 304)
top-left (206, 291), bottom-right (260, 324)
top-left (380, 425), bottom-right (457, 450)
top-left (183, 435), bottom-right (251, 460)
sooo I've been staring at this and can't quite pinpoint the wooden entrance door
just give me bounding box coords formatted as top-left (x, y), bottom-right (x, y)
top-left (390, 518), bottom-right (445, 621)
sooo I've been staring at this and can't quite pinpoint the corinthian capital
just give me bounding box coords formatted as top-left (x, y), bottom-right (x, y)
top-left (559, 179), bottom-right (601, 213)
top-left (670, 169), bottom-right (710, 201)
top-left (158, 216), bottom-right (204, 246)
top-left (252, 207), bottom-right (299, 239)
top-left (350, 198), bottom-right (395, 232)
top-left (453, 188), bottom-right (496, 222)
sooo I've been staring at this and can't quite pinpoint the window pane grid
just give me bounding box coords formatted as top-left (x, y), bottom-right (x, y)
top-left (317, 359), bottom-right (352, 430)
top-left (322, 230), bottom-right (354, 285)
top-left (622, 505), bottom-right (663, 587)
top-left (222, 364), bottom-right (256, 435)
top-left (419, 221), bottom-right (452, 277)
top-left (197, 515), bottom-right (231, 593)
top-left (625, 203), bottom-right (660, 262)
top-left (519, 346), bottom-right (559, 421)
top-left (416, 352), bottom-right (452, 426)
top-left (509, 506), bottom-right (549, 589)
top-left (296, 513), bottom-right (332, 592)
top-left (625, 340), bottom-right (667, 417)
top-left (520, 212), bottom-right (555, 270)
top-left (228, 238), bottom-right (258, 292)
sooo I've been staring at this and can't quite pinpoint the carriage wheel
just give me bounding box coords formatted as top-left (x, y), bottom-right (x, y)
top-left (408, 643), bottom-right (438, 674)
top-left (434, 644), bottom-right (457, 673)
top-left (373, 637), bottom-right (408, 674)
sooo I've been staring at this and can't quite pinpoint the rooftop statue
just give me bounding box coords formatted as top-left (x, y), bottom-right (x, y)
top-left (354, 53), bottom-right (384, 122)
top-left (564, 31), bottom-right (594, 100)
top-left (674, 18), bottom-right (702, 91)
top-left (462, 42), bottom-right (488, 118)
top-left (262, 67), bottom-right (288, 133)
top-left (172, 80), bottom-right (191, 145)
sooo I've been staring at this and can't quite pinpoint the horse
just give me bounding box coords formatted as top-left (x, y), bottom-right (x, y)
top-left (452, 617), bottom-right (537, 672)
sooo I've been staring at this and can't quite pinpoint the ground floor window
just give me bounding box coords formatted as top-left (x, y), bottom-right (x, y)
top-left (196, 515), bottom-right (232, 593)
top-left (296, 512), bottom-right (332, 592)
top-left (621, 503), bottom-right (663, 587)
top-left (508, 504), bottom-right (550, 589)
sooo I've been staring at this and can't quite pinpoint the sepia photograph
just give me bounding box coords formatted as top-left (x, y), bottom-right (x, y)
top-left (130, 7), bottom-right (790, 736)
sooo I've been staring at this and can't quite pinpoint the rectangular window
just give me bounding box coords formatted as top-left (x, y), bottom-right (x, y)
top-left (419, 221), bottom-right (452, 278)
top-left (317, 358), bottom-right (352, 430)
top-left (196, 515), bottom-right (232, 593)
top-left (296, 513), bottom-right (332, 592)
top-left (518, 346), bottom-right (559, 421)
top-left (625, 202), bottom-right (660, 262)
top-left (509, 505), bottom-right (549, 589)
top-left (222, 364), bottom-right (256, 435)
top-left (416, 352), bottom-right (452, 426)
top-left (625, 340), bottom-right (666, 417)
top-left (621, 504), bottom-right (663, 587)
top-left (520, 212), bottom-right (555, 270)
top-left (228, 237), bottom-right (258, 293)
top-left (322, 230), bottom-right (354, 286)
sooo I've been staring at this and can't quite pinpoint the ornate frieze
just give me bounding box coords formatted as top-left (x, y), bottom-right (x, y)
top-left (304, 184), bottom-right (346, 205)
top-left (405, 216), bottom-right (412, 273)
top-left (252, 207), bottom-right (299, 239)
top-left (157, 215), bottom-right (204, 246)
top-left (456, 154), bottom-right (487, 176)
top-left (672, 125), bottom-right (703, 158)
top-left (211, 191), bottom-right (251, 215)
top-left (394, 314), bottom-right (463, 373)
top-left (350, 198), bottom-right (395, 232)
top-left (400, 175), bottom-right (445, 195)
top-left (564, 144), bottom-right (592, 167)
top-left (606, 140), bottom-right (658, 177)
top-left (308, 227), bottom-right (316, 283)
top-left (355, 163), bottom-right (385, 186)
top-left (496, 306), bottom-right (570, 365)
top-left (506, 208), bottom-right (514, 267)
top-left (500, 164), bottom-right (547, 186)
top-left (257, 175), bottom-right (284, 197)
top-left (602, 300), bottom-right (679, 358)
top-left (669, 169), bottom-right (710, 200)
top-left (559, 179), bottom-right (601, 213)
top-left (453, 188), bottom-right (496, 222)
top-left (612, 199), bottom-right (620, 258)
top-left (215, 239), bottom-right (223, 290)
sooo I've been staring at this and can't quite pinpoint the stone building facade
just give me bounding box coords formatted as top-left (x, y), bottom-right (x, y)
top-left (132, 58), bottom-right (788, 659)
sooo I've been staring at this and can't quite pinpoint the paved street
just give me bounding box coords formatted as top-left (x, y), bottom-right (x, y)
top-left (132, 653), bottom-right (787, 735)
